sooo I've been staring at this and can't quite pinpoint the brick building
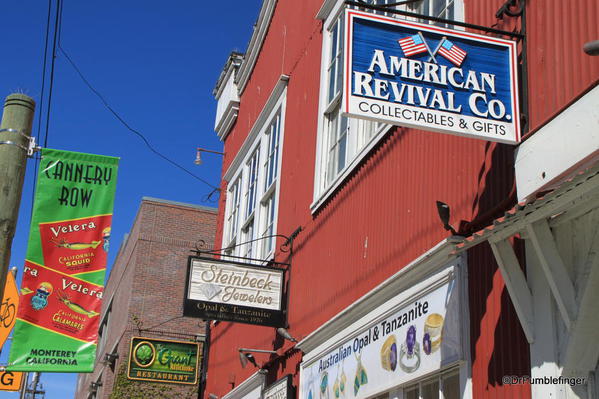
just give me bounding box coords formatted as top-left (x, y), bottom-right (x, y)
top-left (203, 1), bottom-right (599, 399)
top-left (74, 197), bottom-right (217, 399)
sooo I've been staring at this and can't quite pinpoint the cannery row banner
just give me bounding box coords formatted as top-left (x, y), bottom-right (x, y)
top-left (8, 148), bottom-right (119, 372)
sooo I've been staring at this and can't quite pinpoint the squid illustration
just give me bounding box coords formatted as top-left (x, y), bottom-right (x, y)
top-left (57, 290), bottom-right (99, 318)
top-left (51, 238), bottom-right (101, 250)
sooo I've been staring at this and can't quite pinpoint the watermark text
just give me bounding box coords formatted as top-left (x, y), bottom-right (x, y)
top-left (503, 375), bottom-right (586, 386)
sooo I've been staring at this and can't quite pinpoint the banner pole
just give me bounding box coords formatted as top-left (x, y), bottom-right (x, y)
top-left (18, 372), bottom-right (28, 399)
top-left (0, 94), bottom-right (35, 304)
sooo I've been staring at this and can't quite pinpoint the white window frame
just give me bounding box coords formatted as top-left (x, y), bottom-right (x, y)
top-left (259, 111), bottom-right (282, 256)
top-left (349, 0), bottom-right (464, 25)
top-left (239, 146), bottom-right (260, 259)
top-left (97, 300), bottom-right (112, 360)
top-left (222, 76), bottom-right (287, 261)
top-left (225, 176), bottom-right (242, 253)
top-left (409, 0), bottom-right (465, 28)
top-left (402, 367), bottom-right (461, 399)
top-left (312, 0), bottom-right (464, 212)
top-left (245, 147), bottom-right (261, 221)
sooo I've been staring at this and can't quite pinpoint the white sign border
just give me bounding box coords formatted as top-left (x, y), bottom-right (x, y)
top-left (343, 9), bottom-right (521, 144)
top-left (187, 257), bottom-right (285, 312)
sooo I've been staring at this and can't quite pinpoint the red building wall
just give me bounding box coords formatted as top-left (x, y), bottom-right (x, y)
top-left (466, 0), bottom-right (599, 133)
top-left (207, 1), bottom-right (597, 398)
top-left (525, 0), bottom-right (599, 131)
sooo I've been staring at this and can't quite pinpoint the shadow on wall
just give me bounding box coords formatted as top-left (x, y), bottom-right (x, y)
top-left (465, 139), bottom-right (531, 394)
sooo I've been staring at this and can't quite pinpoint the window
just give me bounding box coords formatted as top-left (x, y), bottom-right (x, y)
top-left (245, 149), bottom-right (260, 219)
top-left (409, 0), bottom-right (462, 27)
top-left (260, 114), bottom-right (281, 255)
top-left (426, 0), bottom-right (455, 20)
top-left (317, 8), bottom-right (385, 197)
top-left (241, 222), bottom-right (255, 258)
top-left (240, 148), bottom-right (260, 259)
top-left (97, 302), bottom-right (112, 359)
top-left (313, 0), bottom-right (463, 209)
top-left (222, 82), bottom-right (286, 260)
top-left (89, 375), bottom-right (102, 399)
top-left (260, 192), bottom-right (277, 255)
top-left (357, 0), bottom-right (460, 23)
top-left (404, 370), bottom-right (460, 399)
top-left (224, 176), bottom-right (242, 259)
top-left (264, 113), bottom-right (281, 190)
top-left (364, 369), bottom-right (460, 399)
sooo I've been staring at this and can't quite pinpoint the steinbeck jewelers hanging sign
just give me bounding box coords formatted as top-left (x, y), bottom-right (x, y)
top-left (343, 10), bottom-right (521, 144)
top-left (184, 256), bottom-right (286, 327)
top-left (299, 279), bottom-right (462, 399)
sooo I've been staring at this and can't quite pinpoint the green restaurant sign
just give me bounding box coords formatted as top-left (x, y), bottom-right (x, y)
top-left (127, 337), bottom-right (201, 385)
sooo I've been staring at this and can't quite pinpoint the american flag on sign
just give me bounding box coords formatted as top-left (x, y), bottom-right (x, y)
top-left (398, 34), bottom-right (428, 57)
top-left (437, 39), bottom-right (467, 66)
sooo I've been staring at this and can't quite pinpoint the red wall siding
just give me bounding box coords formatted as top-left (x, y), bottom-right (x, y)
top-left (525, 0), bottom-right (599, 131)
top-left (282, 131), bottom-right (515, 335)
top-left (208, 1), bottom-right (538, 397)
top-left (465, 0), bottom-right (599, 133)
top-left (468, 243), bottom-right (530, 399)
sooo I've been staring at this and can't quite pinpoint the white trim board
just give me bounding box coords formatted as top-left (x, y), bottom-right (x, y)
top-left (221, 370), bottom-right (267, 399)
top-left (235, 0), bottom-right (278, 95)
top-left (515, 85), bottom-right (599, 202)
top-left (224, 75), bottom-right (289, 182)
top-left (297, 237), bottom-right (463, 354)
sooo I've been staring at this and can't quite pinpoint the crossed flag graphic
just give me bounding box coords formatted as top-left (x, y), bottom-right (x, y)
top-left (398, 33), bottom-right (467, 67)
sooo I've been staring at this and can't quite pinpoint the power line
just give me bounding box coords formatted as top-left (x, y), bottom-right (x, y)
top-left (30, 0), bottom-right (54, 220)
top-left (43, 0), bottom-right (62, 149)
top-left (36, 0), bottom-right (52, 143)
top-left (57, 44), bottom-right (220, 191)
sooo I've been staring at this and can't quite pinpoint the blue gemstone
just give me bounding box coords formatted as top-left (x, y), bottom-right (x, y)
top-left (390, 343), bottom-right (397, 370)
top-left (423, 333), bottom-right (431, 355)
top-left (406, 325), bottom-right (416, 355)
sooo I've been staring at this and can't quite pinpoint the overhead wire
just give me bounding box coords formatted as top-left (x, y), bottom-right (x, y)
top-left (30, 0), bottom-right (55, 220)
top-left (43, 0), bottom-right (62, 149)
top-left (57, 43), bottom-right (220, 191)
top-left (31, 0), bottom-right (222, 205)
top-left (57, 0), bottom-right (64, 44)
top-left (36, 0), bottom-right (53, 144)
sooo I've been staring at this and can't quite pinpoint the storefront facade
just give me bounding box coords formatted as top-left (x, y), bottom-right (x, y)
top-left (298, 253), bottom-right (468, 399)
top-left (206, 1), bottom-right (597, 399)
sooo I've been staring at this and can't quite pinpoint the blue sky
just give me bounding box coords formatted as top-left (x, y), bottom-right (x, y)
top-left (0, 1), bottom-right (261, 397)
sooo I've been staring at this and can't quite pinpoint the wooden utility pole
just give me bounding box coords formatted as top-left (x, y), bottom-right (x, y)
top-left (0, 93), bottom-right (35, 303)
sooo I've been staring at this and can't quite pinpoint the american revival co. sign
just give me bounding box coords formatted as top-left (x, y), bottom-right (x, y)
top-left (184, 256), bottom-right (286, 327)
top-left (344, 10), bottom-right (521, 144)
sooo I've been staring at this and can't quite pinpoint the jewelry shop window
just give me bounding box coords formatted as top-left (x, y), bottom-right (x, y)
top-left (312, 0), bottom-right (464, 211)
top-left (370, 369), bottom-right (459, 399)
top-left (404, 369), bottom-right (460, 399)
top-left (222, 81), bottom-right (286, 261)
top-left (299, 258), bottom-right (470, 399)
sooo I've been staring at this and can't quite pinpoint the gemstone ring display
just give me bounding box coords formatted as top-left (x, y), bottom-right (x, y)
top-left (380, 335), bottom-right (397, 371)
top-left (399, 325), bottom-right (421, 373)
